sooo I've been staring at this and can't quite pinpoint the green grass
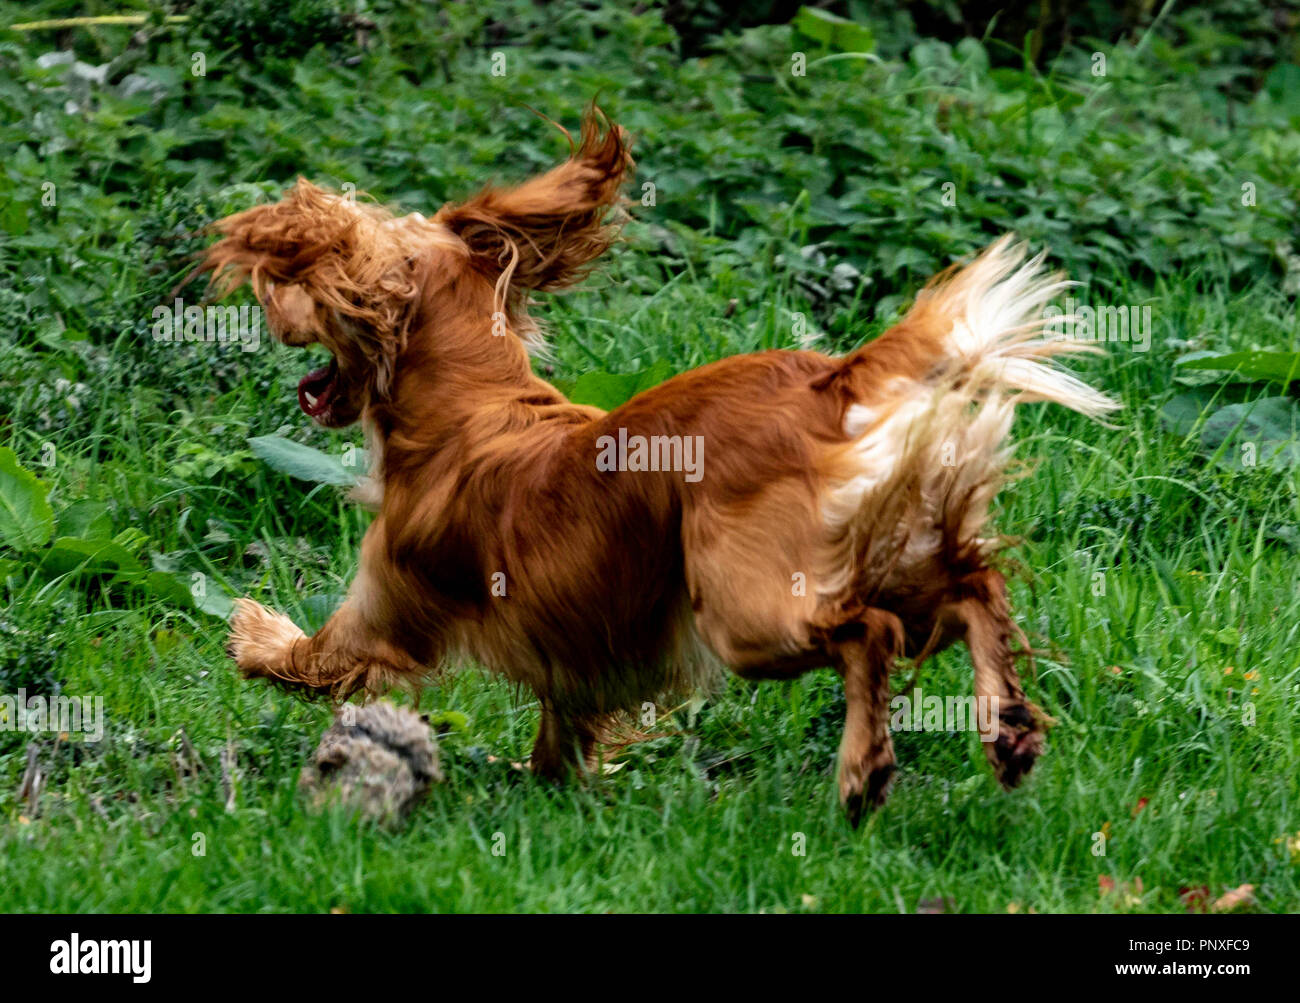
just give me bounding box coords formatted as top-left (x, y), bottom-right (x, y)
top-left (2, 263), bottom-right (1297, 913)
top-left (1, 1), bottom-right (1298, 912)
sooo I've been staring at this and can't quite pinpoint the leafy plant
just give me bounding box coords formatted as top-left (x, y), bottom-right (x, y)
top-left (0, 449), bottom-right (195, 609)
top-left (566, 361), bottom-right (675, 411)
top-left (247, 435), bottom-right (364, 487)
top-left (0, 447), bottom-right (55, 551)
top-left (178, 0), bottom-right (358, 62)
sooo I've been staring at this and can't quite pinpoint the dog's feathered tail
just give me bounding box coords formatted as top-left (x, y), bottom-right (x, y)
top-left (894, 233), bottom-right (1118, 418)
top-left (820, 236), bottom-right (1119, 592)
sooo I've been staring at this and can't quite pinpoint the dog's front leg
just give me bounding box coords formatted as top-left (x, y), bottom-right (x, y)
top-left (226, 596), bottom-right (311, 685)
top-left (227, 596), bottom-right (418, 698)
top-left (227, 522), bottom-right (424, 699)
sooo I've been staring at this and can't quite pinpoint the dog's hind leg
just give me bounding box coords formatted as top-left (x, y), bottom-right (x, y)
top-left (830, 609), bottom-right (904, 826)
top-left (942, 569), bottom-right (1047, 788)
top-left (712, 608), bottom-right (904, 824)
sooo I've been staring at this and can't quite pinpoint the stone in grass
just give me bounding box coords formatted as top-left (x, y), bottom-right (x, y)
top-left (299, 701), bottom-right (443, 825)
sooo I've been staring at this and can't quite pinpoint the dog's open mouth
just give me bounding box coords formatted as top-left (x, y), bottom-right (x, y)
top-left (297, 359), bottom-right (340, 418)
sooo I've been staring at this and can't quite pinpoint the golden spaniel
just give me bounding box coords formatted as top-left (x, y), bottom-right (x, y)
top-left (198, 110), bottom-right (1115, 823)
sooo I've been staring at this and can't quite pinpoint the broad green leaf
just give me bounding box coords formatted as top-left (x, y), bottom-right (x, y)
top-left (139, 570), bottom-right (196, 608)
top-left (1172, 350), bottom-right (1236, 386)
top-left (1159, 385), bottom-right (1264, 437)
top-left (1213, 626), bottom-right (1241, 648)
top-left (193, 588), bottom-right (234, 619)
top-left (0, 447), bottom-right (55, 552)
top-left (1177, 350), bottom-right (1300, 384)
top-left (42, 536), bottom-right (144, 576)
top-left (58, 500), bottom-right (114, 540)
top-left (1159, 391), bottom-right (1210, 438)
top-left (428, 710), bottom-right (469, 733)
top-left (793, 7), bottom-right (875, 53)
top-left (568, 360), bottom-right (673, 411)
top-left (154, 556), bottom-right (233, 617)
top-left (248, 436), bottom-right (361, 487)
top-left (1200, 396), bottom-right (1300, 469)
top-left (112, 527), bottom-right (151, 554)
top-left (42, 538), bottom-right (195, 606)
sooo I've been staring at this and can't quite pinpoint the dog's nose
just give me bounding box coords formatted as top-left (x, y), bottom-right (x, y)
top-left (266, 283), bottom-right (320, 344)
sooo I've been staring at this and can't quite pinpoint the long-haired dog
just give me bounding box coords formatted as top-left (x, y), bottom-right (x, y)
top-left (199, 110), bottom-right (1116, 822)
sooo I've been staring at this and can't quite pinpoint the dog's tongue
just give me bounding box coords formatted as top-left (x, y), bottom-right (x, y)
top-left (297, 359), bottom-right (339, 416)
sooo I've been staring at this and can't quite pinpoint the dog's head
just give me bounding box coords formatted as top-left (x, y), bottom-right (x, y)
top-left (196, 110), bottom-right (632, 428)
top-left (197, 181), bottom-right (460, 426)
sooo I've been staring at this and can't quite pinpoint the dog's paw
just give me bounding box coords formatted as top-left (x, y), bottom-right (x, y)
top-left (839, 747), bottom-right (896, 828)
top-left (985, 701), bottom-right (1046, 789)
top-left (227, 598), bottom-right (307, 681)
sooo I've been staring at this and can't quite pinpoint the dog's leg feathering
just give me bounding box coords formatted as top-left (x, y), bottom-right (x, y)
top-left (227, 598), bottom-right (310, 683)
top-left (227, 597), bottom-right (419, 700)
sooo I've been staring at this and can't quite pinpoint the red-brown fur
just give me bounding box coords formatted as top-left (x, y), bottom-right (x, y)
top-left (199, 109), bottom-right (1110, 822)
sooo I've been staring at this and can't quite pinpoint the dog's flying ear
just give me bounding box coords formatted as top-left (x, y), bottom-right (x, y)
top-left (432, 107), bottom-right (633, 299)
